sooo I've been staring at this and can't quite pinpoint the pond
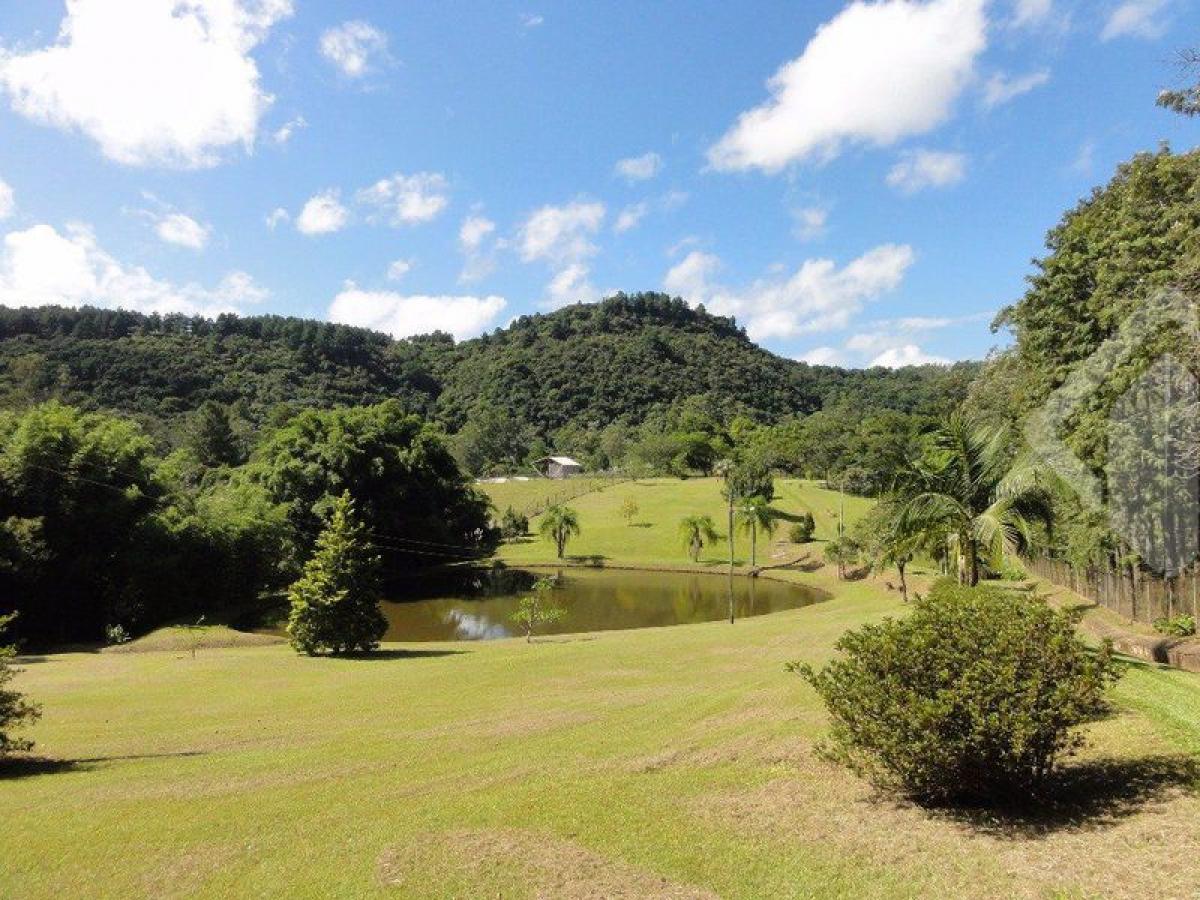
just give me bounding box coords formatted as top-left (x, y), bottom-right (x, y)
top-left (379, 566), bottom-right (828, 641)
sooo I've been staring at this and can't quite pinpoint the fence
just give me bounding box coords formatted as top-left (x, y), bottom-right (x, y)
top-left (1024, 556), bottom-right (1200, 626)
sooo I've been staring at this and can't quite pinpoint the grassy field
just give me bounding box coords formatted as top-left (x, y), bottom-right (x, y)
top-left (477, 475), bottom-right (630, 518)
top-left (3, 478), bottom-right (1199, 898)
top-left (487, 477), bottom-right (873, 568)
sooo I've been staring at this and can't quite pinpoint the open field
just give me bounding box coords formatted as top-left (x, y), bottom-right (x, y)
top-left (4, 551), bottom-right (1200, 898)
top-left (477, 475), bottom-right (631, 518)
top-left (489, 477), bottom-right (873, 568)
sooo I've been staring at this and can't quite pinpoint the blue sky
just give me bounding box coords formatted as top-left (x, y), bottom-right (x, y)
top-left (0, 0), bottom-right (1196, 367)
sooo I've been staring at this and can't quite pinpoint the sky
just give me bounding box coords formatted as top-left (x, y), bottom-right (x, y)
top-left (0, 0), bottom-right (1196, 368)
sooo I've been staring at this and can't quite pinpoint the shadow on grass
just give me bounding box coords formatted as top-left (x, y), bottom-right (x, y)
top-left (629, 522), bottom-right (654, 529)
top-left (335, 649), bottom-right (468, 661)
top-left (0, 749), bottom-right (208, 780)
top-left (929, 754), bottom-right (1200, 839)
top-left (565, 554), bottom-right (610, 567)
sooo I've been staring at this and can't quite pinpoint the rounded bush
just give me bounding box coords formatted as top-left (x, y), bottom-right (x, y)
top-left (793, 579), bottom-right (1121, 805)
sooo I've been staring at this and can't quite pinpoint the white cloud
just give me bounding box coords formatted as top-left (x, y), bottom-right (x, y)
top-left (319, 20), bottom-right (388, 78)
top-left (521, 13), bottom-right (545, 29)
top-left (1071, 140), bottom-right (1096, 175)
top-left (518, 200), bottom-right (605, 263)
top-left (296, 190), bottom-right (349, 235)
top-left (0, 180), bottom-right (13, 221)
top-left (614, 203), bottom-right (649, 233)
top-left (707, 0), bottom-right (986, 173)
top-left (982, 69), bottom-right (1050, 108)
top-left (792, 206), bottom-right (829, 241)
top-left (870, 344), bottom-right (950, 367)
top-left (545, 263), bottom-right (598, 308)
top-left (665, 244), bottom-right (915, 342)
top-left (0, 222), bottom-right (266, 315)
top-left (459, 215), bottom-right (496, 251)
top-left (614, 152), bottom-right (663, 182)
top-left (272, 115), bottom-right (306, 144)
top-left (1011, 0), bottom-right (1053, 27)
top-left (796, 346), bottom-right (844, 366)
top-left (356, 172), bottom-right (449, 226)
top-left (155, 212), bottom-right (210, 250)
top-left (1101, 0), bottom-right (1170, 40)
top-left (328, 284), bottom-right (505, 340)
top-left (0, 0), bottom-right (292, 168)
top-left (386, 259), bottom-right (412, 281)
top-left (457, 214), bottom-right (498, 283)
top-left (886, 149), bottom-right (967, 193)
top-left (265, 207), bottom-right (289, 230)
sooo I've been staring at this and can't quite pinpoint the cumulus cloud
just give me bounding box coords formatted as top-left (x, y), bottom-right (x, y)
top-left (328, 284), bottom-right (505, 340)
top-left (0, 222), bottom-right (266, 315)
top-left (664, 244), bottom-right (915, 342)
top-left (458, 214), bottom-right (498, 282)
top-left (518, 200), bottom-right (605, 304)
top-left (272, 115), bottom-right (306, 145)
top-left (265, 207), bottom-right (289, 230)
top-left (982, 69), bottom-right (1050, 108)
top-left (870, 344), bottom-right (950, 367)
top-left (0, 180), bottom-right (13, 220)
top-left (614, 152), bottom-right (663, 182)
top-left (842, 311), bottom-right (986, 366)
top-left (886, 149), bottom-right (967, 193)
top-left (0, 0), bottom-right (292, 168)
top-left (792, 206), bottom-right (829, 241)
top-left (296, 190), bottom-right (349, 235)
top-left (459, 215), bottom-right (496, 251)
top-left (521, 13), bottom-right (545, 29)
top-left (319, 20), bottom-right (388, 78)
top-left (386, 259), bottom-right (413, 281)
top-left (796, 346), bottom-right (844, 366)
top-left (1011, 0), bottom-right (1054, 27)
top-left (614, 203), bottom-right (649, 233)
top-left (1101, 0), bottom-right (1170, 41)
top-left (707, 0), bottom-right (986, 173)
top-left (356, 172), bottom-right (449, 226)
top-left (155, 212), bottom-right (210, 250)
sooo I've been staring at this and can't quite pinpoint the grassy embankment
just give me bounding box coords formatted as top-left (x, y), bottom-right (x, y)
top-left (3, 478), bottom-right (1199, 898)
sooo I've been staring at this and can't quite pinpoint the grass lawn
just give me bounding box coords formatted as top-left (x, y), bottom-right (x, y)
top-left (3, 479), bottom-right (1199, 898)
top-left (477, 475), bottom-right (629, 518)
top-left (491, 477), bottom-right (873, 569)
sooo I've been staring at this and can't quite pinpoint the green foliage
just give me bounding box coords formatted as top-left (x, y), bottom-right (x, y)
top-left (823, 536), bottom-right (860, 579)
top-left (500, 506), bottom-right (529, 539)
top-left (678, 514), bottom-right (720, 562)
top-left (788, 512), bottom-right (816, 544)
top-left (538, 505), bottom-right (580, 559)
top-left (619, 497), bottom-right (639, 526)
top-left (509, 576), bottom-right (565, 642)
top-left (736, 496), bottom-right (777, 567)
top-left (0, 613), bottom-right (39, 757)
top-left (185, 401), bottom-right (245, 468)
top-left (1154, 614), bottom-right (1197, 637)
top-left (792, 580), bottom-right (1122, 805)
top-left (287, 493), bottom-right (386, 656)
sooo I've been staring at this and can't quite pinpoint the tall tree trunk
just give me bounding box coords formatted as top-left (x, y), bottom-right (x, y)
top-left (750, 522), bottom-right (757, 568)
top-left (897, 560), bottom-right (908, 602)
top-left (727, 498), bottom-right (734, 572)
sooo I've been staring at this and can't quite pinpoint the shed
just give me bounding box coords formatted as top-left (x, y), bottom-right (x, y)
top-left (535, 455), bottom-right (583, 479)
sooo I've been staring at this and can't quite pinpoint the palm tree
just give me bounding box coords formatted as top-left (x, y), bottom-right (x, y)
top-left (737, 497), bottom-right (777, 568)
top-left (538, 505), bottom-right (581, 559)
top-left (898, 413), bottom-right (1051, 586)
top-left (678, 514), bottom-right (720, 562)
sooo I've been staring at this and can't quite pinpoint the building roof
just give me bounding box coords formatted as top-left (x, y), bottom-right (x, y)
top-left (537, 455), bottom-right (582, 467)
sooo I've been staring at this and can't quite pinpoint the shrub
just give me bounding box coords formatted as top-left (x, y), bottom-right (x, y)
top-left (0, 613), bottom-right (40, 757)
top-left (791, 580), bottom-right (1121, 805)
top-left (1154, 614), bottom-right (1197, 638)
top-left (510, 577), bottom-right (565, 642)
top-left (500, 506), bottom-right (529, 539)
top-left (788, 512), bottom-right (816, 543)
top-left (823, 535), bottom-right (860, 579)
top-left (104, 624), bottom-right (131, 646)
top-left (287, 492), bottom-right (386, 656)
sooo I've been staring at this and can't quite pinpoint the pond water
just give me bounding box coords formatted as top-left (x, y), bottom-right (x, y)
top-left (380, 566), bottom-right (828, 641)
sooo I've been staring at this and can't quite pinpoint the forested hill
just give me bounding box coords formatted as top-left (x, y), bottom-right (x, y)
top-left (0, 294), bottom-right (979, 440)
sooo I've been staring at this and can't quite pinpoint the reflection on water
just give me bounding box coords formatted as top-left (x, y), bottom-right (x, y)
top-left (380, 566), bottom-right (827, 641)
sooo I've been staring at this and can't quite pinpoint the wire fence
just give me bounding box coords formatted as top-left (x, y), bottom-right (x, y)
top-left (519, 474), bottom-right (634, 518)
top-left (1024, 556), bottom-right (1200, 625)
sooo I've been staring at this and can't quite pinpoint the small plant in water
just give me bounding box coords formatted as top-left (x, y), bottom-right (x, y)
top-left (510, 577), bottom-right (565, 643)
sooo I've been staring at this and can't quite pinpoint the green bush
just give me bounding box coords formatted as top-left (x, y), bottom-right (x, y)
top-left (0, 613), bottom-right (40, 757)
top-left (791, 580), bottom-right (1121, 805)
top-left (1154, 614), bottom-right (1197, 638)
top-left (500, 506), bottom-right (529, 539)
top-left (788, 512), bottom-right (816, 544)
top-left (287, 492), bottom-right (387, 656)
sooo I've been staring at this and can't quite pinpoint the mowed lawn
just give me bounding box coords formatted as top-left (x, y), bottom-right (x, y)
top-left (490, 477), bottom-right (874, 568)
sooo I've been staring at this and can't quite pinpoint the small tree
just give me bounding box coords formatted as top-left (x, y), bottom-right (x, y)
top-left (180, 615), bottom-right (208, 659)
top-left (287, 492), bottom-right (386, 656)
top-left (788, 512), bottom-right (816, 544)
top-left (620, 497), bottom-right (640, 527)
top-left (538, 505), bottom-right (581, 559)
top-left (791, 581), bottom-right (1121, 805)
top-left (510, 577), bottom-right (565, 642)
top-left (737, 496), bottom-right (777, 568)
top-left (500, 506), bottom-right (529, 539)
top-left (824, 535), bottom-right (860, 580)
top-left (678, 514), bottom-right (720, 563)
top-left (0, 613), bottom-right (40, 758)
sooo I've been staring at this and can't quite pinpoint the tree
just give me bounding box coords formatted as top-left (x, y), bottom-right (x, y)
top-left (737, 496), bottom-right (777, 568)
top-left (791, 581), bottom-right (1121, 805)
top-left (678, 514), bottom-right (720, 562)
top-left (500, 506), bottom-right (528, 539)
top-left (287, 492), bottom-right (386, 656)
top-left (186, 400), bottom-right (243, 468)
top-left (538, 505), bottom-right (580, 559)
top-left (853, 500), bottom-right (924, 602)
top-left (1157, 49), bottom-right (1200, 116)
top-left (510, 576), bottom-right (565, 642)
top-left (897, 413), bottom-right (1051, 586)
top-left (0, 613), bottom-right (39, 758)
top-left (824, 535), bottom-right (860, 580)
top-left (620, 497), bottom-right (640, 526)
top-left (789, 512), bottom-right (816, 544)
